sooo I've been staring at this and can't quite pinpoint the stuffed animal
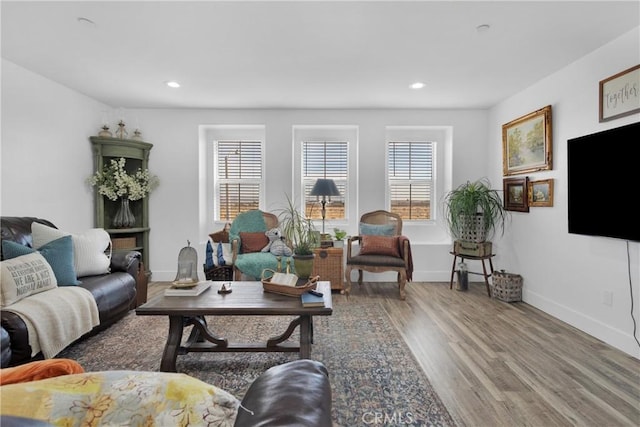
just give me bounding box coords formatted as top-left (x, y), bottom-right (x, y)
top-left (261, 228), bottom-right (293, 257)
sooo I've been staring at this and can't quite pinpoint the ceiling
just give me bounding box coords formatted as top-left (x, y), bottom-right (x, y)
top-left (2, 1), bottom-right (639, 110)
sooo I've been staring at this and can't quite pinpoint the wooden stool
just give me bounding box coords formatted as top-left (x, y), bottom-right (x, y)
top-left (449, 252), bottom-right (495, 296)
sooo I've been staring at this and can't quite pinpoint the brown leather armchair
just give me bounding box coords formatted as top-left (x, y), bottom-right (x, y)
top-left (344, 210), bottom-right (412, 300)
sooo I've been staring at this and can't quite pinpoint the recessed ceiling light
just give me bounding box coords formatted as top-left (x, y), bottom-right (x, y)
top-left (166, 81), bottom-right (181, 88)
top-left (410, 82), bottom-right (425, 90)
top-left (476, 24), bottom-right (491, 33)
top-left (77, 17), bottom-right (95, 26)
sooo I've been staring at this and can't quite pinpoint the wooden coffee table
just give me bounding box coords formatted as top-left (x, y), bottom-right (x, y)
top-left (136, 281), bottom-right (332, 372)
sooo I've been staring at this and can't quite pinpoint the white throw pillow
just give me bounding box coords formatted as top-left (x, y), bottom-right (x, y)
top-left (219, 242), bottom-right (233, 265)
top-left (0, 252), bottom-right (57, 307)
top-left (32, 222), bottom-right (111, 277)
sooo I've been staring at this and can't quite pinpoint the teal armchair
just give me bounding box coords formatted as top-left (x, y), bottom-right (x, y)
top-left (230, 210), bottom-right (293, 280)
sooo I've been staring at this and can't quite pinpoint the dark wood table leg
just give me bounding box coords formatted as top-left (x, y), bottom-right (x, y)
top-left (449, 254), bottom-right (458, 289)
top-left (299, 315), bottom-right (311, 359)
top-left (184, 316), bottom-right (228, 347)
top-left (160, 315), bottom-right (184, 372)
top-left (481, 259), bottom-right (491, 297)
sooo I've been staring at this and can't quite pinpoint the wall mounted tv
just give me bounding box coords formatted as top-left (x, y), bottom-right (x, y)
top-left (567, 121), bottom-right (639, 241)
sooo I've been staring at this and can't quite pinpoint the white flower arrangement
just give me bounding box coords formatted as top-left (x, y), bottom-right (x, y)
top-left (88, 157), bottom-right (159, 201)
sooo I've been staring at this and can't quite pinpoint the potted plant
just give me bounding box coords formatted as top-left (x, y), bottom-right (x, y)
top-left (87, 157), bottom-right (158, 228)
top-left (276, 194), bottom-right (319, 278)
top-left (332, 228), bottom-right (347, 248)
top-left (443, 178), bottom-right (507, 244)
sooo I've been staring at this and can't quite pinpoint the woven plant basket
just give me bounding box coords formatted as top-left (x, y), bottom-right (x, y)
top-left (491, 270), bottom-right (523, 302)
top-left (459, 214), bottom-right (487, 243)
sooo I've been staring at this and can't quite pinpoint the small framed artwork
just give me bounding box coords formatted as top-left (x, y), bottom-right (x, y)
top-left (599, 64), bottom-right (640, 122)
top-left (502, 105), bottom-right (553, 176)
top-left (528, 179), bottom-right (554, 207)
top-left (503, 177), bottom-right (529, 212)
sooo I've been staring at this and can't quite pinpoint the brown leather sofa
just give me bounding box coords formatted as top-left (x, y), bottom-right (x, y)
top-left (0, 216), bottom-right (140, 368)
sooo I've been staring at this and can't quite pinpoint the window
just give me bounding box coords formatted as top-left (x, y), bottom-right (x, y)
top-left (387, 141), bottom-right (433, 220)
top-left (302, 141), bottom-right (347, 220)
top-left (216, 140), bottom-right (263, 221)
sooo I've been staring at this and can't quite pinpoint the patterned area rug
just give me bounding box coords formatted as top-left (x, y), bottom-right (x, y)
top-left (58, 295), bottom-right (456, 426)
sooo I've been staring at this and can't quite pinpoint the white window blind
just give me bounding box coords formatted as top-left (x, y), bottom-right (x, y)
top-left (388, 141), bottom-right (433, 220)
top-left (303, 141), bottom-right (347, 220)
top-left (216, 140), bottom-right (263, 221)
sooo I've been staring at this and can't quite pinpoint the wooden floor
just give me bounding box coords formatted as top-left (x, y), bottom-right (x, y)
top-left (146, 281), bottom-right (640, 426)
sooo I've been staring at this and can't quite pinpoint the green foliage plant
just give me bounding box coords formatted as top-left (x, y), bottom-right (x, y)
top-left (276, 194), bottom-right (318, 256)
top-left (443, 178), bottom-right (507, 242)
top-left (333, 228), bottom-right (348, 241)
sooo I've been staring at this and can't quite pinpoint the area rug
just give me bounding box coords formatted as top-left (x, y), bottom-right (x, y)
top-left (58, 297), bottom-right (456, 426)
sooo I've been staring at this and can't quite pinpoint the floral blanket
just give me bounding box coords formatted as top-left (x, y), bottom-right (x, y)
top-left (0, 370), bottom-right (240, 426)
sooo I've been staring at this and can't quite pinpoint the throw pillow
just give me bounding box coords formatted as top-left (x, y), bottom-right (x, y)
top-left (209, 228), bottom-right (230, 243)
top-left (0, 370), bottom-right (240, 426)
top-left (359, 235), bottom-right (401, 258)
top-left (2, 237), bottom-right (80, 286)
top-left (0, 252), bottom-right (57, 307)
top-left (359, 222), bottom-right (396, 236)
top-left (31, 222), bottom-right (111, 277)
top-left (239, 232), bottom-right (269, 254)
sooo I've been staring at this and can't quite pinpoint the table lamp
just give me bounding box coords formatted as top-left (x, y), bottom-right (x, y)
top-left (310, 178), bottom-right (341, 234)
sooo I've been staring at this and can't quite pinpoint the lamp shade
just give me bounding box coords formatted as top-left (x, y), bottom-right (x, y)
top-left (310, 178), bottom-right (341, 198)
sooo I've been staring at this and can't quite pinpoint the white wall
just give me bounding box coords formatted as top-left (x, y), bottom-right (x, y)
top-left (487, 27), bottom-right (640, 358)
top-left (3, 26), bottom-right (639, 358)
top-left (1, 59), bottom-right (108, 230)
top-left (1, 58), bottom-right (489, 284)
top-left (132, 108), bottom-right (487, 283)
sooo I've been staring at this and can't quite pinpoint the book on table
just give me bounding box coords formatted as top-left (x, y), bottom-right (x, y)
top-left (301, 292), bottom-right (325, 308)
top-left (165, 281), bottom-right (212, 296)
top-left (269, 272), bottom-right (299, 287)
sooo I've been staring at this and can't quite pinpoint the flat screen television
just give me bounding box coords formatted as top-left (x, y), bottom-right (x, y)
top-left (567, 121), bottom-right (640, 241)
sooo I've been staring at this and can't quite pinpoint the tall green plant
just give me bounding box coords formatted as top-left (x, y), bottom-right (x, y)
top-left (276, 194), bottom-right (318, 255)
top-left (443, 178), bottom-right (507, 241)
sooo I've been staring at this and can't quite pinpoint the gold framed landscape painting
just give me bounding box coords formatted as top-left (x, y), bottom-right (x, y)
top-left (502, 105), bottom-right (553, 176)
top-left (529, 178), bottom-right (554, 207)
top-left (503, 177), bottom-right (529, 212)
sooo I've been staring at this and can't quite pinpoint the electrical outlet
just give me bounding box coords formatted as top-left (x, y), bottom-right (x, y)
top-left (602, 291), bottom-right (613, 307)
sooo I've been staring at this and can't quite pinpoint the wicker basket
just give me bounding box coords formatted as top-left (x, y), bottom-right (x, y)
top-left (491, 270), bottom-right (523, 302)
top-left (112, 237), bottom-right (136, 250)
top-left (312, 247), bottom-right (344, 290)
top-left (459, 214), bottom-right (487, 243)
top-left (261, 269), bottom-right (318, 297)
top-left (204, 265), bottom-right (233, 281)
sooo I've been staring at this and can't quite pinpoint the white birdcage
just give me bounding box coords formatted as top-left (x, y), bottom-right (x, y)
top-left (174, 240), bottom-right (199, 284)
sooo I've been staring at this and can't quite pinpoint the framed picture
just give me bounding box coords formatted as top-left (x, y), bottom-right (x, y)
top-left (528, 178), bottom-right (554, 207)
top-left (599, 64), bottom-right (640, 122)
top-left (503, 177), bottom-right (529, 212)
top-left (502, 105), bottom-right (553, 176)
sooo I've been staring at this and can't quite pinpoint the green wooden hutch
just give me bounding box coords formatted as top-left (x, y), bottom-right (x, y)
top-left (90, 137), bottom-right (153, 279)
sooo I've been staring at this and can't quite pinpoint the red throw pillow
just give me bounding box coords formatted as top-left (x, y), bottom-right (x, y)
top-left (239, 232), bottom-right (269, 253)
top-left (359, 235), bottom-right (400, 258)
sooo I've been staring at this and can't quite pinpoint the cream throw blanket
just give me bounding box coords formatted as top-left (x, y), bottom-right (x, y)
top-left (3, 287), bottom-right (100, 359)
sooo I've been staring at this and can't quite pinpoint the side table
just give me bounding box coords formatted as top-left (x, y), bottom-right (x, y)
top-left (449, 251), bottom-right (495, 296)
top-left (312, 247), bottom-right (344, 292)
